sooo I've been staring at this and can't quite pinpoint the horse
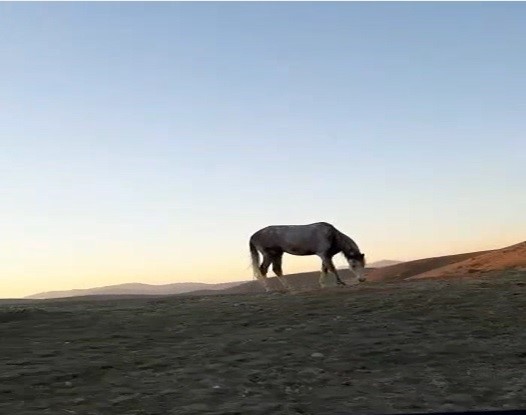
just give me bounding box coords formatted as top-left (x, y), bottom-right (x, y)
top-left (249, 222), bottom-right (366, 292)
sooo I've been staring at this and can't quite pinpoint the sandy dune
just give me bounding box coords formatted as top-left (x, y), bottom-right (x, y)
top-left (365, 251), bottom-right (491, 282)
top-left (409, 241), bottom-right (526, 280)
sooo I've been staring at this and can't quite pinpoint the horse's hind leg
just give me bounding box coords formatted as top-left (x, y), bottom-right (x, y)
top-left (272, 254), bottom-right (292, 292)
top-left (260, 255), bottom-right (271, 276)
top-left (256, 256), bottom-right (272, 292)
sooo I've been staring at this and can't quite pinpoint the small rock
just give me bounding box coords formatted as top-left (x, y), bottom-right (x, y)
top-left (311, 352), bottom-right (324, 358)
top-left (111, 394), bottom-right (137, 404)
top-left (299, 367), bottom-right (323, 376)
top-left (64, 381), bottom-right (73, 387)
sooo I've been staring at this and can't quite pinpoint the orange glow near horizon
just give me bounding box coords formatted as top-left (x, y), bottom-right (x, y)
top-left (1, 234), bottom-right (523, 299)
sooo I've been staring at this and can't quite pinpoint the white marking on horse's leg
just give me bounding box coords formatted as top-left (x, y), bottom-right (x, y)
top-left (253, 266), bottom-right (271, 292)
top-left (276, 276), bottom-right (292, 291)
top-left (319, 259), bottom-right (330, 288)
top-left (319, 258), bottom-right (327, 288)
top-left (255, 255), bottom-right (273, 292)
top-left (327, 272), bottom-right (339, 287)
top-left (250, 243), bottom-right (271, 292)
top-left (319, 269), bottom-right (328, 288)
top-left (256, 273), bottom-right (271, 292)
top-left (272, 255), bottom-right (293, 292)
top-left (274, 266), bottom-right (292, 291)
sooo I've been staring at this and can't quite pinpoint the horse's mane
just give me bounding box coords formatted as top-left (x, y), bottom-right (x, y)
top-left (334, 229), bottom-right (363, 260)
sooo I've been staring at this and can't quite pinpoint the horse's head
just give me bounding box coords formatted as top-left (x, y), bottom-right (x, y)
top-left (346, 252), bottom-right (366, 282)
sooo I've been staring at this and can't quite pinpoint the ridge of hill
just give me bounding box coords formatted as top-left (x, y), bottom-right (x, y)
top-left (368, 260), bottom-right (403, 268)
top-left (409, 241), bottom-right (526, 280)
top-left (25, 281), bottom-right (247, 300)
top-left (365, 250), bottom-right (492, 282)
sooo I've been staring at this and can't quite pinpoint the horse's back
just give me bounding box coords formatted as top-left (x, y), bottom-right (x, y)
top-left (309, 221), bottom-right (336, 230)
top-left (251, 221), bottom-right (334, 236)
top-left (250, 222), bottom-right (337, 253)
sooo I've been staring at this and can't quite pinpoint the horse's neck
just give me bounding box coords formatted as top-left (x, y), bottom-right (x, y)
top-left (335, 231), bottom-right (359, 254)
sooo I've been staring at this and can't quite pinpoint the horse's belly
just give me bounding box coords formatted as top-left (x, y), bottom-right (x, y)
top-left (284, 248), bottom-right (315, 256)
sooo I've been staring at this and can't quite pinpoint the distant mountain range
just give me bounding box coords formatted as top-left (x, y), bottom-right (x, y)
top-left (25, 281), bottom-right (248, 300)
top-left (24, 260), bottom-right (402, 300)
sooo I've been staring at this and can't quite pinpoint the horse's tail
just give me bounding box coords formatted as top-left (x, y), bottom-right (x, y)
top-left (249, 240), bottom-right (261, 280)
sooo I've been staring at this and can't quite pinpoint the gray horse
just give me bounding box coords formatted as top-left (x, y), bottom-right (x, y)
top-left (249, 222), bottom-right (366, 292)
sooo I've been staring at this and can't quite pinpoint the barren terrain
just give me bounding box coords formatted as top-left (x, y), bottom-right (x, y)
top-left (409, 242), bottom-right (526, 280)
top-left (1, 270), bottom-right (525, 415)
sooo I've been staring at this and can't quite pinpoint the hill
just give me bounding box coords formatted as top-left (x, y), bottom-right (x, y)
top-left (22, 263), bottom-right (401, 300)
top-left (186, 268), bottom-right (369, 296)
top-left (409, 241), bottom-right (526, 280)
top-left (186, 246), bottom-right (516, 296)
top-left (365, 250), bottom-right (492, 282)
top-left (368, 259), bottom-right (403, 268)
top-left (25, 281), bottom-right (247, 300)
top-left (21, 242), bottom-right (524, 300)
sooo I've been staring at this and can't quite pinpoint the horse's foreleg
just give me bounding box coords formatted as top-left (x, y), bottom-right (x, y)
top-left (319, 263), bottom-right (329, 288)
top-left (322, 257), bottom-right (346, 287)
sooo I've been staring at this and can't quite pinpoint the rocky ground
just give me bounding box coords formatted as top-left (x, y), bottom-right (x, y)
top-left (1, 271), bottom-right (525, 415)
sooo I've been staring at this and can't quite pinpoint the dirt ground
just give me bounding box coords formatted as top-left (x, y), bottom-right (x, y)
top-left (1, 271), bottom-right (525, 415)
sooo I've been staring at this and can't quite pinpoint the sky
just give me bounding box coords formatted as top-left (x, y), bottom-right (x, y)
top-left (1, 3), bottom-right (525, 298)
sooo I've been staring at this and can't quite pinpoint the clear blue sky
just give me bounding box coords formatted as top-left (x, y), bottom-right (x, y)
top-left (1, 3), bottom-right (525, 297)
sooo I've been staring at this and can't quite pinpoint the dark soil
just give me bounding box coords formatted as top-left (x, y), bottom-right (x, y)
top-left (1, 272), bottom-right (525, 415)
